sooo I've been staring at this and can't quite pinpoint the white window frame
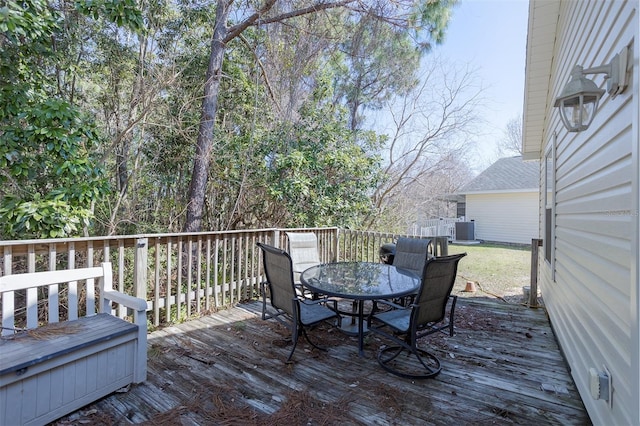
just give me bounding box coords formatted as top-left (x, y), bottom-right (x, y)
top-left (544, 135), bottom-right (556, 280)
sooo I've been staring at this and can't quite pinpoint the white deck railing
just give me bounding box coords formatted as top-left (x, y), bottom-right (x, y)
top-left (415, 217), bottom-right (462, 241)
top-left (0, 228), bottom-right (433, 327)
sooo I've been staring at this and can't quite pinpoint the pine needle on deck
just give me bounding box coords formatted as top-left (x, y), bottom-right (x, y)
top-left (54, 298), bottom-right (590, 425)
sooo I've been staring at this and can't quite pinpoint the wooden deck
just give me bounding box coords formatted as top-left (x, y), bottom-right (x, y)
top-left (54, 298), bottom-right (591, 425)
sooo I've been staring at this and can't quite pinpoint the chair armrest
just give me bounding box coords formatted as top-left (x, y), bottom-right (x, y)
top-left (298, 297), bottom-right (341, 327)
top-left (373, 299), bottom-right (406, 311)
top-left (295, 283), bottom-right (317, 299)
top-left (294, 283), bottom-right (309, 292)
top-left (301, 296), bottom-right (339, 310)
top-left (103, 290), bottom-right (147, 313)
top-left (368, 299), bottom-right (407, 327)
top-left (300, 296), bottom-right (332, 306)
top-left (102, 289), bottom-right (147, 383)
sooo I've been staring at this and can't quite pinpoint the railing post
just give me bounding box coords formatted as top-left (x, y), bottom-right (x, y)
top-left (529, 238), bottom-right (543, 307)
top-left (273, 229), bottom-right (281, 248)
top-left (134, 238), bottom-right (148, 301)
top-left (332, 228), bottom-right (339, 262)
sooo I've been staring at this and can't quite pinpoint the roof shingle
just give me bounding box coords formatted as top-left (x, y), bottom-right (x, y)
top-left (459, 156), bottom-right (540, 193)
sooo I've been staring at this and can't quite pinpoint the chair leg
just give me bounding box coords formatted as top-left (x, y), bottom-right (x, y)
top-left (261, 283), bottom-right (268, 320)
top-left (292, 314), bottom-right (343, 360)
top-left (287, 323), bottom-right (332, 362)
top-left (287, 322), bottom-right (300, 363)
top-left (448, 295), bottom-right (458, 337)
top-left (377, 345), bottom-right (442, 379)
top-left (300, 327), bottom-right (329, 352)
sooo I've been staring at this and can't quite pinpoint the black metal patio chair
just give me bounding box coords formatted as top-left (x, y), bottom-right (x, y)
top-left (389, 237), bottom-right (460, 335)
top-left (285, 232), bottom-right (321, 284)
top-left (391, 237), bottom-right (432, 306)
top-left (285, 231), bottom-right (321, 300)
top-left (368, 253), bottom-right (467, 379)
top-left (392, 237), bottom-right (432, 276)
top-left (257, 242), bottom-right (341, 362)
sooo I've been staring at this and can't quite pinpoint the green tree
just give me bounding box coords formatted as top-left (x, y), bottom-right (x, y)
top-left (184, 0), bottom-right (459, 233)
top-left (334, 14), bottom-right (421, 131)
top-left (0, 0), bottom-right (462, 238)
top-left (0, 97), bottom-right (108, 238)
top-left (0, 0), bottom-right (141, 238)
top-left (264, 84), bottom-right (383, 228)
top-left (82, 0), bottom-right (188, 234)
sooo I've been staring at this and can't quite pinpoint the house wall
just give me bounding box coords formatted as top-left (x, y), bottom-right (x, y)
top-left (535, 1), bottom-right (639, 425)
top-left (464, 192), bottom-right (539, 244)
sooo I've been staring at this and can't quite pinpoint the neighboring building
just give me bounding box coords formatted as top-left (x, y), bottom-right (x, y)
top-left (457, 156), bottom-right (539, 244)
top-left (523, 1), bottom-right (639, 425)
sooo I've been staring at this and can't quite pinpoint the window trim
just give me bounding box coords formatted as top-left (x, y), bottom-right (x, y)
top-left (544, 134), bottom-right (556, 280)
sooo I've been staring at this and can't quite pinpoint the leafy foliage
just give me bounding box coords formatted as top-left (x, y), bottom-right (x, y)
top-left (0, 96), bottom-right (109, 238)
top-left (265, 85), bottom-right (383, 228)
top-left (0, 0), bottom-right (471, 238)
top-left (0, 195), bottom-right (94, 238)
top-left (75, 0), bottom-right (144, 32)
top-left (0, 0), bottom-right (140, 239)
top-left (334, 14), bottom-right (421, 130)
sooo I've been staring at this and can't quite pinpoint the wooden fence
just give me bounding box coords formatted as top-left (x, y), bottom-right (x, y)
top-left (0, 228), bottom-right (427, 327)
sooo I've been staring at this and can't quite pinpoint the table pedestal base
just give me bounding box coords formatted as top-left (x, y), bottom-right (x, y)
top-left (339, 318), bottom-right (369, 336)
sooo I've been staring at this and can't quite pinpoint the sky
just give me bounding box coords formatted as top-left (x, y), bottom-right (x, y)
top-left (433, 0), bottom-right (530, 172)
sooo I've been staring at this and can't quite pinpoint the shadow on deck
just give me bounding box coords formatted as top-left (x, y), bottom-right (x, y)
top-left (54, 298), bottom-right (590, 425)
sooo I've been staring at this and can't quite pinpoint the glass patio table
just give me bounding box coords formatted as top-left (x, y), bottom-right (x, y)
top-left (300, 262), bottom-right (420, 356)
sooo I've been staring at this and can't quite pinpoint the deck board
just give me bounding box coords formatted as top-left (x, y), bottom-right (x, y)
top-left (53, 298), bottom-right (591, 425)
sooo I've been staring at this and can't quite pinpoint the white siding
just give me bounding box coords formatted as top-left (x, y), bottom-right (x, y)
top-left (530, 1), bottom-right (640, 425)
top-left (465, 192), bottom-right (539, 244)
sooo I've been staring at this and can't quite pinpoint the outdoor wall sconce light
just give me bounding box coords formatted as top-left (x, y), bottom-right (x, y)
top-left (554, 46), bottom-right (630, 132)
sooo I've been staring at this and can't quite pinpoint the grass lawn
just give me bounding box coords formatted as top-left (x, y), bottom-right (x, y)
top-left (447, 242), bottom-right (533, 303)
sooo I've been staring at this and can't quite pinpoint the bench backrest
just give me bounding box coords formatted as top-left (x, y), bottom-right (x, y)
top-left (0, 262), bottom-right (117, 336)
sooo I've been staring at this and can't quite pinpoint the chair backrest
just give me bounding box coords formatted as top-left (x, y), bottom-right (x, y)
top-left (393, 237), bottom-right (432, 278)
top-left (413, 253), bottom-right (467, 326)
top-left (286, 232), bottom-right (321, 279)
top-left (257, 242), bottom-right (297, 316)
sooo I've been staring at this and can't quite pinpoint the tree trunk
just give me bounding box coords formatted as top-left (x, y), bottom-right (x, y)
top-left (183, 1), bottom-right (232, 232)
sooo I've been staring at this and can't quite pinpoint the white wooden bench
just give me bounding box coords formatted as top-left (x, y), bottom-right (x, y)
top-left (0, 262), bottom-right (147, 426)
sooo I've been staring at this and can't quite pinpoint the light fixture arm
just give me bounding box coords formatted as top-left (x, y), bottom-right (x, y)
top-left (582, 47), bottom-right (629, 97)
top-left (582, 63), bottom-right (613, 76)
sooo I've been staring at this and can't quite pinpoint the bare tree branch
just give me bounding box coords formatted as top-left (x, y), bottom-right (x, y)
top-left (497, 115), bottom-right (523, 156)
top-left (364, 57), bottom-right (483, 230)
top-left (226, 0), bottom-right (358, 42)
top-left (237, 33), bottom-right (282, 116)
